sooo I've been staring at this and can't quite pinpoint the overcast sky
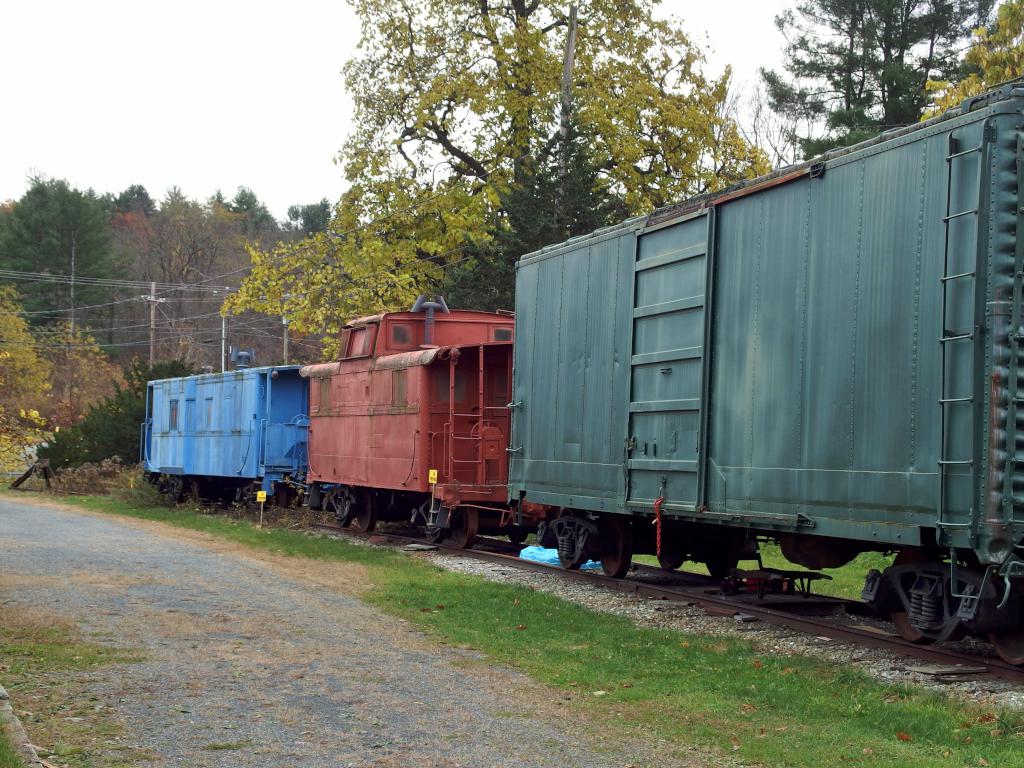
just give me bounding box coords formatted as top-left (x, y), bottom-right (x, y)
top-left (0, 1), bottom-right (788, 220)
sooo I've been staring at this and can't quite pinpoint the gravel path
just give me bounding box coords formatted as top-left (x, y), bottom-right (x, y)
top-left (0, 498), bottom-right (657, 768)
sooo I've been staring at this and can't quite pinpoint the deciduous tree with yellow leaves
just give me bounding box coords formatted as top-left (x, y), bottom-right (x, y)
top-left (927, 0), bottom-right (1024, 115)
top-left (0, 286), bottom-right (51, 472)
top-left (226, 0), bottom-right (768, 353)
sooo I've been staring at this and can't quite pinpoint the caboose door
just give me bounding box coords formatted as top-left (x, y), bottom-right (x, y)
top-left (624, 208), bottom-right (714, 511)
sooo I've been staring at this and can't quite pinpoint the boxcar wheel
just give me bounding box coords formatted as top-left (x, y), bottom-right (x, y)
top-left (888, 549), bottom-right (933, 644)
top-left (599, 516), bottom-right (632, 579)
top-left (657, 551), bottom-right (686, 572)
top-left (558, 552), bottom-right (583, 570)
top-left (446, 507), bottom-right (478, 549)
top-left (706, 553), bottom-right (738, 581)
top-left (990, 628), bottom-right (1024, 665)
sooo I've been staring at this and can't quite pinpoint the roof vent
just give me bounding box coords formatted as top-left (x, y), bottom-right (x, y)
top-left (410, 294), bottom-right (450, 346)
top-left (229, 346), bottom-right (256, 370)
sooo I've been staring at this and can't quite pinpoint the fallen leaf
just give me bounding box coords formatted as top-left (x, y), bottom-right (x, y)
top-left (435, 604), bottom-right (445, 610)
top-left (752, 659), bottom-right (764, 669)
top-left (730, 736), bottom-right (741, 751)
top-left (979, 759), bottom-right (989, 767)
top-left (896, 732), bottom-right (912, 742)
top-left (593, 690), bottom-right (608, 696)
top-left (514, 624), bottom-right (527, 631)
top-left (862, 748), bottom-right (873, 755)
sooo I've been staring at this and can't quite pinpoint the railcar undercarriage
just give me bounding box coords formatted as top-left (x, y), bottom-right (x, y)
top-left (862, 548), bottom-right (1024, 664)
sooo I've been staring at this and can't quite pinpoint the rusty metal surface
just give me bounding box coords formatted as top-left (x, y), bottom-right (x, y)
top-left (307, 311), bottom-right (514, 501)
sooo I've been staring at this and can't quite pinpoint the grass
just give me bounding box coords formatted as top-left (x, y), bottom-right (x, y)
top-left (0, 732), bottom-right (23, 768)
top-left (0, 596), bottom-right (143, 768)
top-left (200, 740), bottom-right (250, 751)
top-left (636, 544), bottom-right (894, 600)
top-left (11, 491), bottom-right (1024, 768)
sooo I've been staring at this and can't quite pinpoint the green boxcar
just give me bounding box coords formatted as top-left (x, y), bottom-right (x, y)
top-left (509, 82), bottom-right (1024, 658)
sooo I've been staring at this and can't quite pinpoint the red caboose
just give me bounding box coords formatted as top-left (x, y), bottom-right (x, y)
top-left (301, 297), bottom-right (519, 546)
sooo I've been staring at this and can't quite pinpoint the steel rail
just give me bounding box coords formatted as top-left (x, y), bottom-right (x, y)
top-left (309, 523), bottom-right (1024, 684)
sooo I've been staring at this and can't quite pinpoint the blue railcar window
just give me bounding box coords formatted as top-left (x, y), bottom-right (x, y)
top-left (168, 399), bottom-right (178, 431)
top-left (205, 398), bottom-right (214, 429)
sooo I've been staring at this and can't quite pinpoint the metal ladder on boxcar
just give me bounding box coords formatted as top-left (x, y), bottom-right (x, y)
top-left (936, 125), bottom-right (990, 536)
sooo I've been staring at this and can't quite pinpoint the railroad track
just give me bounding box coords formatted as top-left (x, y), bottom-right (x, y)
top-left (309, 523), bottom-right (1024, 685)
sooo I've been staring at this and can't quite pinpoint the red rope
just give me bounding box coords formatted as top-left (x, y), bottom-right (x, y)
top-left (653, 496), bottom-right (664, 558)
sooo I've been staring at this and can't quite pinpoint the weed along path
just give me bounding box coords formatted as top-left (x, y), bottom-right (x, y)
top-left (0, 497), bottom-right (656, 768)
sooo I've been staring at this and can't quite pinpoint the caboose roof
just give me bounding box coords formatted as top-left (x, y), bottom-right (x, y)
top-left (344, 309), bottom-right (513, 329)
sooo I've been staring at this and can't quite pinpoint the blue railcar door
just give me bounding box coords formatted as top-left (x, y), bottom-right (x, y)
top-left (625, 209), bottom-right (714, 511)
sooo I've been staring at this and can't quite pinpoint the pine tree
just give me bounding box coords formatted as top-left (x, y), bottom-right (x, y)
top-left (762, 0), bottom-right (995, 157)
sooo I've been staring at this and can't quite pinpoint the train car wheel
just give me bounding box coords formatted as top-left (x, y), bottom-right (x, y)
top-left (166, 475), bottom-right (185, 504)
top-left (888, 549), bottom-right (933, 644)
top-left (706, 553), bottom-right (739, 581)
top-left (446, 508), bottom-right (478, 549)
top-left (348, 490), bottom-right (377, 533)
top-left (599, 516), bottom-right (632, 579)
top-left (989, 628), bottom-right (1024, 665)
top-left (657, 551), bottom-right (685, 571)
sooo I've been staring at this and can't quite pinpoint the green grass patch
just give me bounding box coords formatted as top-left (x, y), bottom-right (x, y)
top-left (200, 740), bottom-right (250, 751)
top-left (34, 493), bottom-right (1024, 767)
top-left (0, 732), bottom-right (23, 768)
top-left (637, 544), bottom-right (893, 600)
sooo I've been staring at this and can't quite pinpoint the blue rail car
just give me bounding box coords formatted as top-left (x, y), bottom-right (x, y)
top-left (141, 366), bottom-right (309, 503)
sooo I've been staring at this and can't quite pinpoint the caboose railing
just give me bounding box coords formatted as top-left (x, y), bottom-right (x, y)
top-left (442, 345), bottom-right (508, 489)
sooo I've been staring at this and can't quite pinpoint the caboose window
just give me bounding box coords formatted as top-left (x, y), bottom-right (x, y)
top-left (392, 369), bottom-right (407, 406)
top-left (494, 328), bottom-right (512, 341)
top-left (391, 323), bottom-right (412, 346)
top-left (168, 399), bottom-right (179, 431)
top-left (319, 378), bottom-right (331, 411)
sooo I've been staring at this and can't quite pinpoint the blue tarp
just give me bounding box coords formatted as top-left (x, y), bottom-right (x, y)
top-left (519, 545), bottom-right (602, 571)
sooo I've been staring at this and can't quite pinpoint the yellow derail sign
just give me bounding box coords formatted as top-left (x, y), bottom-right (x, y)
top-left (256, 490), bottom-right (267, 503)
top-left (428, 469), bottom-right (438, 484)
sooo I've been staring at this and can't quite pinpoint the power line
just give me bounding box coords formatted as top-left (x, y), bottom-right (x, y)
top-left (0, 269), bottom-right (233, 293)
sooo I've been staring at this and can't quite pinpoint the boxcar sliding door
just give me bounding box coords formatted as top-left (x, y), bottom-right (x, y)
top-left (624, 209), bottom-right (714, 511)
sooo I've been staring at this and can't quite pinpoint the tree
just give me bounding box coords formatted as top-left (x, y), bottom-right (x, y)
top-left (762, 0), bottom-right (995, 157)
top-left (228, 187), bottom-right (277, 237)
top-left (39, 358), bottom-right (191, 468)
top-left (0, 177), bottom-right (118, 320)
top-left (226, 0), bottom-right (768, 354)
top-left (444, 123), bottom-right (629, 310)
top-left (115, 184), bottom-right (156, 216)
top-left (926, 0), bottom-right (1024, 114)
top-left (0, 286), bottom-right (51, 471)
top-left (37, 323), bottom-right (122, 429)
top-left (286, 199), bottom-right (332, 235)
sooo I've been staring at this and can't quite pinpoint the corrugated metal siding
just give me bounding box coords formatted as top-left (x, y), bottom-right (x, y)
top-left (707, 128), bottom-right (960, 542)
top-left (509, 224), bottom-right (639, 509)
top-left (511, 89), bottom-right (1024, 553)
top-left (145, 366), bottom-right (308, 491)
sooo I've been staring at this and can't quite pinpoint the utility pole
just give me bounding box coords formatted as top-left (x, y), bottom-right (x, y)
top-left (221, 313), bottom-right (228, 372)
top-left (282, 315), bottom-right (289, 365)
top-left (557, 4), bottom-right (578, 220)
top-left (69, 231), bottom-right (76, 336)
top-left (141, 281), bottom-right (167, 365)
